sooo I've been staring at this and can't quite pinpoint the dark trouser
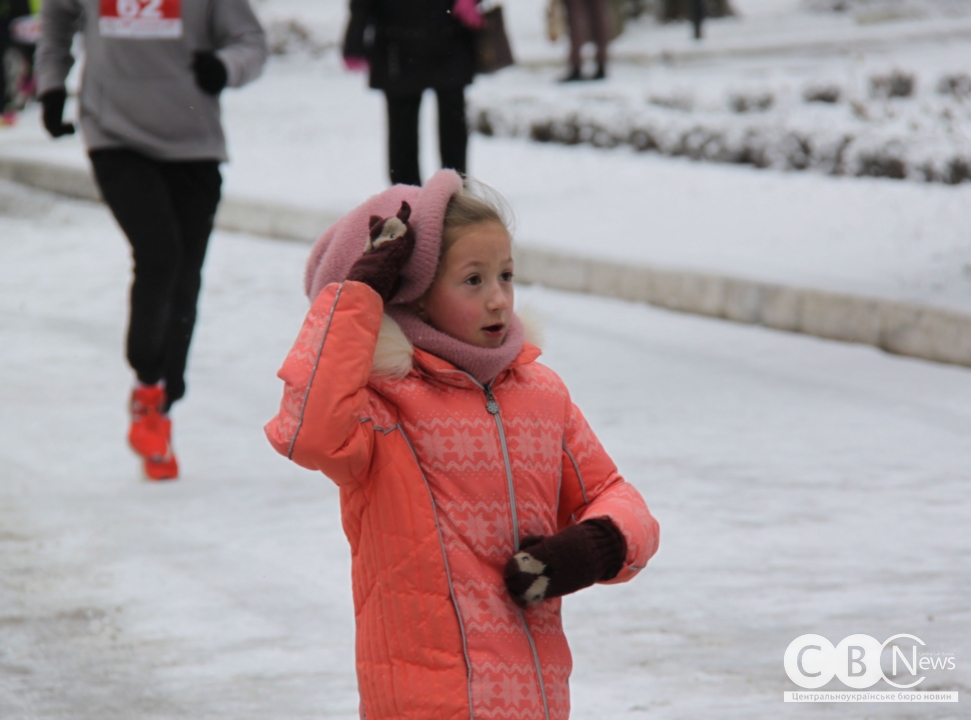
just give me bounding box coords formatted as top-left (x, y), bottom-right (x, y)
top-left (17, 41), bottom-right (36, 86)
top-left (690, 0), bottom-right (705, 38)
top-left (565, 0), bottom-right (609, 70)
top-left (90, 149), bottom-right (222, 410)
top-left (385, 87), bottom-right (468, 187)
top-left (0, 34), bottom-right (8, 111)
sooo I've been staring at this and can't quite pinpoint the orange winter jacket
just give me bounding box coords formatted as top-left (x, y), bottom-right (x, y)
top-left (265, 281), bottom-right (660, 720)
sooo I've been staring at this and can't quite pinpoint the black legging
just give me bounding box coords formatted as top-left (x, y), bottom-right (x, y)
top-left (385, 87), bottom-right (468, 186)
top-left (0, 35), bottom-right (9, 112)
top-left (90, 149), bottom-right (222, 409)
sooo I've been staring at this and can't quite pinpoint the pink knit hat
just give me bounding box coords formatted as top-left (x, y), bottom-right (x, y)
top-left (305, 170), bottom-right (465, 303)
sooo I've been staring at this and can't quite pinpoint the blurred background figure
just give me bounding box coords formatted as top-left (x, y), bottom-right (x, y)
top-left (561, 0), bottom-right (610, 82)
top-left (0, 0), bottom-right (35, 125)
top-left (656, 0), bottom-right (734, 39)
top-left (343, 0), bottom-right (482, 187)
top-left (35, 0), bottom-right (266, 480)
top-left (690, 0), bottom-right (704, 39)
top-left (11, 0), bottom-right (40, 101)
top-left (550, 0), bottom-right (630, 82)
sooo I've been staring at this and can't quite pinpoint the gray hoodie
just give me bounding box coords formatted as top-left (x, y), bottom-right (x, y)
top-left (36, 0), bottom-right (266, 161)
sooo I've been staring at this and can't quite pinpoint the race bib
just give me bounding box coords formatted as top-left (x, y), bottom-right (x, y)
top-left (99, 0), bottom-right (183, 39)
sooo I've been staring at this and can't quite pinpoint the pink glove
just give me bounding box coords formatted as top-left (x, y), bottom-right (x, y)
top-left (343, 56), bottom-right (370, 73)
top-left (452, 0), bottom-right (483, 30)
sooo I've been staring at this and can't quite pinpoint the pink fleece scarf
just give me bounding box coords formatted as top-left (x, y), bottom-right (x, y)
top-left (386, 307), bottom-right (525, 386)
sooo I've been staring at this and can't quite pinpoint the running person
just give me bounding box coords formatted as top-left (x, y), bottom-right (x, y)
top-left (36, 0), bottom-right (267, 479)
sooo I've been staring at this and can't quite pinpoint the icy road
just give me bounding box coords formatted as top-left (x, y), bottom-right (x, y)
top-left (1, 181), bottom-right (968, 719)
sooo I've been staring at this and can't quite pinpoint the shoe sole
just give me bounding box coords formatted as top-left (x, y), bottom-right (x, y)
top-left (140, 443), bottom-right (179, 481)
top-left (141, 461), bottom-right (179, 481)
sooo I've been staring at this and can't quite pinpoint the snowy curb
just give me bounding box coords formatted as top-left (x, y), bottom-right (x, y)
top-left (0, 156), bottom-right (101, 202)
top-left (0, 156), bottom-right (340, 243)
top-left (513, 246), bottom-right (971, 368)
top-left (3, 154), bottom-right (970, 369)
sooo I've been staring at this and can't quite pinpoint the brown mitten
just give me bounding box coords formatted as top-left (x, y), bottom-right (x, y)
top-left (346, 201), bottom-right (416, 303)
top-left (504, 518), bottom-right (627, 608)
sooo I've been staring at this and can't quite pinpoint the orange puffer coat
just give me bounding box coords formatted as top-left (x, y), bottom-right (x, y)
top-left (266, 281), bottom-right (660, 720)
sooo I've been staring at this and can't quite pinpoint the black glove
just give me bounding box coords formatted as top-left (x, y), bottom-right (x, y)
top-left (346, 201), bottom-right (416, 303)
top-left (41, 89), bottom-right (75, 138)
top-left (504, 518), bottom-right (627, 608)
top-left (192, 51), bottom-right (228, 95)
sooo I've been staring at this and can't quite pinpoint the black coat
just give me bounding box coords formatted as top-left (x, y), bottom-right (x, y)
top-left (343, 0), bottom-right (476, 96)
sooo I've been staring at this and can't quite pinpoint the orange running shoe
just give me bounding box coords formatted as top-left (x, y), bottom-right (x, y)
top-left (129, 384), bottom-right (179, 480)
top-left (144, 447), bottom-right (179, 481)
top-left (129, 384), bottom-right (170, 459)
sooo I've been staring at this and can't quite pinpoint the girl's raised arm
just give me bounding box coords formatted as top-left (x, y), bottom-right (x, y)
top-left (265, 281), bottom-right (388, 485)
top-left (267, 205), bottom-right (415, 485)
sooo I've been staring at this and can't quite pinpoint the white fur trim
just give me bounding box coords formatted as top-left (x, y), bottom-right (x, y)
top-left (369, 310), bottom-right (544, 380)
top-left (518, 308), bottom-right (544, 349)
top-left (371, 314), bottom-right (414, 379)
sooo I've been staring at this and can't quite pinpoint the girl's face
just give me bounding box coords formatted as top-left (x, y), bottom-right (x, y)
top-left (419, 221), bottom-right (514, 349)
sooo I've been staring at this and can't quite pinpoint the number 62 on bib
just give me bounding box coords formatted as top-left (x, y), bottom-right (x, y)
top-left (99, 0), bottom-right (183, 39)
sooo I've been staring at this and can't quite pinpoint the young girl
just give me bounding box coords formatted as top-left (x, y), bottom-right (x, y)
top-left (266, 170), bottom-right (660, 720)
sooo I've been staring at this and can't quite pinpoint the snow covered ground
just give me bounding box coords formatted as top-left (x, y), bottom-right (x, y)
top-left (2, 182), bottom-right (970, 719)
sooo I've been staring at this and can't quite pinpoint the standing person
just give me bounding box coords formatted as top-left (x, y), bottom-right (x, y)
top-left (343, 0), bottom-right (482, 187)
top-left (36, 0), bottom-right (267, 480)
top-left (10, 0), bottom-right (42, 105)
top-left (0, 0), bottom-right (30, 124)
top-left (265, 171), bottom-right (660, 718)
top-left (562, 0), bottom-right (609, 82)
top-left (690, 0), bottom-right (705, 40)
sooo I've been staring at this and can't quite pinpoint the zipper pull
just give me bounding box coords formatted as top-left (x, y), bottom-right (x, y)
top-left (484, 386), bottom-right (500, 415)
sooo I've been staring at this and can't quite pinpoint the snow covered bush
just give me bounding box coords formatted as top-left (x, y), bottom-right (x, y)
top-left (804, 83), bottom-right (842, 104)
top-left (937, 73), bottom-right (971, 98)
top-left (869, 70), bottom-right (915, 99)
top-left (469, 69), bottom-right (971, 185)
top-left (727, 90), bottom-right (774, 113)
top-left (647, 93), bottom-right (694, 112)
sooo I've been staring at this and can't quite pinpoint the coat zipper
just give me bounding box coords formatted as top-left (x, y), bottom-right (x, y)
top-left (484, 383), bottom-right (520, 553)
top-left (483, 382), bottom-right (551, 720)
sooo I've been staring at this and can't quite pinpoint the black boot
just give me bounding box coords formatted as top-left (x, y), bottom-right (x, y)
top-left (592, 63), bottom-right (606, 81)
top-left (559, 67), bottom-right (583, 83)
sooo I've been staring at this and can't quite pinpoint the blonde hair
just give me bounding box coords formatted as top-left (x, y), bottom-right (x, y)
top-left (413, 179), bottom-right (514, 317)
top-left (440, 178), bottom-right (514, 258)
